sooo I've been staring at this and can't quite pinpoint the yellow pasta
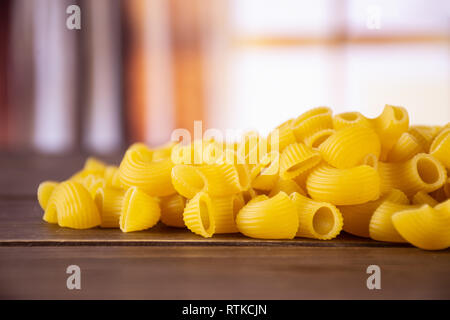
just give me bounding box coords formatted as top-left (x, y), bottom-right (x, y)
top-left (236, 192), bottom-right (298, 239)
top-left (45, 181), bottom-right (101, 229)
top-left (318, 125), bottom-right (381, 168)
top-left (408, 127), bottom-right (435, 151)
top-left (303, 129), bottom-right (335, 149)
top-left (160, 194), bottom-right (186, 228)
top-left (183, 191), bottom-right (215, 238)
top-left (392, 201), bottom-right (450, 250)
top-left (372, 104), bottom-right (409, 159)
top-left (378, 153), bottom-right (447, 196)
top-left (37, 181), bottom-right (58, 210)
top-left (210, 194), bottom-right (244, 233)
top-left (70, 157), bottom-right (106, 181)
top-left (242, 187), bottom-right (258, 203)
top-left (387, 132), bottom-right (424, 162)
top-left (269, 178), bottom-right (306, 197)
top-left (292, 107), bottom-right (333, 142)
top-left (267, 118), bottom-right (296, 152)
top-left (279, 142), bottom-right (321, 180)
top-left (80, 174), bottom-right (106, 198)
top-left (332, 112), bottom-right (372, 130)
top-left (339, 189), bottom-right (408, 238)
top-left (119, 186), bottom-right (160, 232)
top-left (290, 192), bottom-right (343, 240)
top-left (251, 151), bottom-right (280, 191)
top-left (119, 143), bottom-right (176, 196)
top-left (95, 187), bottom-right (125, 228)
top-left (104, 166), bottom-right (121, 188)
top-left (152, 141), bottom-right (176, 161)
top-left (412, 191), bottom-right (439, 207)
top-left (430, 128), bottom-right (450, 169)
top-left (306, 164), bottom-right (381, 205)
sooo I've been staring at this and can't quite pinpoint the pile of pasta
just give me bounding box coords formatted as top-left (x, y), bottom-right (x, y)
top-left (37, 105), bottom-right (450, 250)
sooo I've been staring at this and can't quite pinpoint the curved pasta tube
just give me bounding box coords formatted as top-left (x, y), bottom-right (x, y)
top-left (292, 107), bottom-right (333, 142)
top-left (339, 189), bottom-right (408, 238)
top-left (408, 127), bottom-right (435, 151)
top-left (236, 192), bottom-right (298, 239)
top-left (80, 174), bottom-right (106, 198)
top-left (279, 143), bottom-right (321, 180)
top-left (430, 128), bottom-right (450, 169)
top-left (372, 105), bottom-right (409, 159)
top-left (210, 194), bottom-right (244, 233)
top-left (303, 129), bottom-right (335, 149)
top-left (369, 202), bottom-right (417, 243)
top-left (268, 118), bottom-right (296, 152)
top-left (45, 181), bottom-right (101, 229)
top-left (160, 194), bottom-right (186, 228)
top-left (104, 166), bottom-right (120, 187)
top-left (412, 191), bottom-right (438, 207)
top-left (171, 141), bottom-right (203, 165)
top-left (95, 187), bottom-right (125, 228)
top-left (70, 157), bottom-right (107, 181)
top-left (269, 178), bottom-right (306, 197)
top-left (242, 188), bottom-right (257, 203)
top-left (290, 192), bottom-right (343, 240)
top-left (318, 125), bottom-right (381, 169)
top-left (119, 144), bottom-right (176, 196)
top-left (120, 187), bottom-right (161, 232)
top-left (152, 141), bottom-right (176, 161)
top-left (37, 181), bottom-right (59, 210)
top-left (306, 164), bottom-right (381, 205)
top-left (378, 153), bottom-right (447, 196)
top-left (392, 202), bottom-right (450, 250)
top-left (183, 191), bottom-right (215, 238)
top-left (332, 112), bottom-right (372, 130)
top-left (387, 132), bottom-right (424, 162)
top-left (251, 151), bottom-right (280, 191)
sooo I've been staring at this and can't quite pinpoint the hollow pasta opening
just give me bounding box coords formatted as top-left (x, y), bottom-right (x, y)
top-left (363, 154), bottom-right (378, 170)
top-left (294, 107), bottom-right (330, 126)
top-left (339, 112), bottom-right (359, 122)
top-left (287, 156), bottom-right (320, 174)
top-left (176, 166), bottom-right (205, 193)
top-left (313, 206), bottom-right (335, 235)
top-left (392, 106), bottom-right (406, 121)
top-left (307, 130), bottom-right (334, 148)
top-left (235, 164), bottom-right (250, 190)
top-left (198, 197), bottom-right (211, 231)
top-left (416, 157), bottom-right (440, 184)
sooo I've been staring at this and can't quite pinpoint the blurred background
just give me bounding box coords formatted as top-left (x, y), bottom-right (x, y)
top-left (0, 0), bottom-right (449, 155)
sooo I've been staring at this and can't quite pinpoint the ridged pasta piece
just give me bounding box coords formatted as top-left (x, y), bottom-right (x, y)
top-left (152, 141), bottom-right (176, 161)
top-left (279, 143), bottom-right (321, 180)
top-left (84, 157), bottom-right (107, 173)
top-left (387, 132), bottom-right (424, 162)
top-left (430, 128), bottom-right (450, 169)
top-left (290, 192), bottom-right (343, 240)
top-left (171, 165), bottom-right (205, 198)
top-left (104, 166), bottom-right (119, 187)
top-left (408, 127), bottom-right (435, 151)
top-left (37, 181), bottom-right (58, 210)
top-left (369, 202), bottom-right (417, 243)
top-left (183, 191), bottom-right (215, 238)
top-left (119, 144), bottom-right (175, 196)
top-left (209, 194), bottom-right (244, 233)
top-left (251, 152), bottom-right (280, 191)
top-left (44, 181), bottom-right (101, 229)
top-left (339, 189), bottom-right (408, 238)
top-left (160, 194), bottom-right (186, 228)
top-left (303, 129), bottom-right (335, 149)
top-left (268, 119), bottom-right (296, 152)
top-left (171, 141), bottom-right (203, 165)
top-left (412, 191), bottom-right (439, 206)
top-left (306, 164), bottom-right (381, 205)
top-left (372, 105), bottom-right (409, 159)
top-left (236, 131), bottom-right (268, 166)
top-left (95, 187), bottom-right (125, 228)
top-left (332, 112), bottom-right (372, 130)
top-left (242, 188), bottom-right (257, 203)
top-left (236, 192), bottom-right (298, 239)
top-left (80, 174), bottom-right (106, 198)
top-left (392, 202), bottom-right (450, 250)
top-left (120, 187), bottom-right (160, 232)
top-left (292, 107), bottom-right (333, 142)
top-left (318, 125), bottom-right (381, 168)
top-left (269, 178), bottom-right (306, 197)
top-left (378, 153), bottom-right (447, 196)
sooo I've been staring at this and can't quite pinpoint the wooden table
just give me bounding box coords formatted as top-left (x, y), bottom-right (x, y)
top-left (1, 153), bottom-right (449, 299)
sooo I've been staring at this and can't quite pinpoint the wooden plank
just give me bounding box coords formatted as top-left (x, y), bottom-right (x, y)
top-left (0, 246), bottom-right (449, 299)
top-left (0, 198), bottom-right (409, 247)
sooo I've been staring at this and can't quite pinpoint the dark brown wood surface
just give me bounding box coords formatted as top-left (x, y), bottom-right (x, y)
top-left (1, 153), bottom-right (449, 299)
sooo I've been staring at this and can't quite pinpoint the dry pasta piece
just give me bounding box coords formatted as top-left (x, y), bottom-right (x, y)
top-left (70, 157), bottom-right (107, 182)
top-left (119, 144), bottom-right (175, 196)
top-left (290, 192), bottom-right (343, 240)
top-left (306, 164), bottom-right (380, 205)
top-left (80, 174), bottom-right (106, 198)
top-left (371, 105), bottom-right (409, 159)
top-left (119, 187), bottom-right (160, 232)
top-left (104, 166), bottom-right (120, 187)
top-left (387, 132), bottom-right (424, 162)
top-left (45, 181), bottom-right (101, 229)
top-left (303, 129), bottom-right (335, 149)
top-left (332, 112), bottom-right (372, 130)
top-left (95, 187), bottom-right (125, 228)
top-left (369, 202), bottom-right (418, 243)
top-left (236, 192), bottom-right (298, 239)
top-left (152, 141), bottom-right (176, 161)
top-left (378, 153), bottom-right (447, 196)
top-left (292, 107), bottom-right (333, 142)
top-left (339, 189), bottom-right (408, 238)
top-left (37, 181), bottom-right (58, 210)
top-left (392, 201), bottom-right (450, 250)
top-left (412, 191), bottom-right (439, 207)
top-left (269, 178), bottom-right (306, 197)
top-left (171, 140), bottom-right (204, 165)
top-left (242, 188), bottom-right (258, 203)
top-left (160, 194), bottom-right (186, 228)
top-left (251, 151), bottom-right (280, 191)
top-left (267, 118), bottom-right (296, 152)
top-left (318, 125), bottom-right (381, 169)
top-left (183, 191), bottom-right (215, 238)
top-left (279, 142), bottom-right (321, 180)
top-left (408, 127), bottom-right (435, 151)
top-left (209, 194), bottom-right (244, 233)
top-left (430, 128), bottom-right (450, 169)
